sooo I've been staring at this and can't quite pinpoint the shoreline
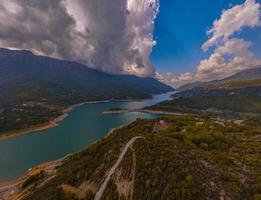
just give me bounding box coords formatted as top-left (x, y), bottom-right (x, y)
top-left (0, 107), bottom-right (178, 198)
top-left (0, 100), bottom-right (112, 142)
top-left (0, 94), bottom-right (169, 142)
top-left (0, 122), bottom-right (134, 199)
top-left (102, 108), bottom-right (182, 116)
top-left (0, 158), bottom-right (65, 200)
top-left (102, 109), bottom-right (129, 114)
top-left (139, 109), bottom-right (182, 116)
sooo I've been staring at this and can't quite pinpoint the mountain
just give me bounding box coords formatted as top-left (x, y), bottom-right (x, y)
top-left (219, 67), bottom-right (261, 83)
top-left (150, 68), bottom-right (261, 115)
top-left (178, 67), bottom-right (261, 91)
top-left (150, 79), bottom-right (261, 114)
top-left (177, 81), bottom-right (204, 92)
top-left (0, 48), bottom-right (173, 105)
top-left (0, 48), bottom-right (173, 136)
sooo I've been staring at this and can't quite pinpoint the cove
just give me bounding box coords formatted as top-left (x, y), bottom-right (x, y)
top-left (0, 92), bottom-right (173, 181)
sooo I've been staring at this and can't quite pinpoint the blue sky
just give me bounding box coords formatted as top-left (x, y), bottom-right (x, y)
top-left (152, 0), bottom-right (261, 76)
top-left (0, 0), bottom-right (260, 85)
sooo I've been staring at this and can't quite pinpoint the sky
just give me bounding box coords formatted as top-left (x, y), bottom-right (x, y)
top-left (154, 0), bottom-right (261, 86)
top-left (0, 0), bottom-right (159, 76)
top-left (0, 0), bottom-right (260, 87)
top-left (152, 0), bottom-right (244, 74)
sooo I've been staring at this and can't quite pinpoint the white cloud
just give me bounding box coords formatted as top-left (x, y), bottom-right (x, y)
top-left (159, 0), bottom-right (261, 87)
top-left (156, 72), bottom-right (193, 87)
top-left (202, 0), bottom-right (261, 51)
top-left (0, 0), bottom-right (159, 76)
top-left (197, 0), bottom-right (261, 82)
top-left (197, 38), bottom-right (261, 81)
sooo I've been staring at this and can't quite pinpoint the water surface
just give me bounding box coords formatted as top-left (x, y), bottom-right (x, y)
top-left (0, 92), bottom-right (173, 181)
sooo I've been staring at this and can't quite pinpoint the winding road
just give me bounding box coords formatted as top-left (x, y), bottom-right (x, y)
top-left (94, 136), bottom-right (143, 200)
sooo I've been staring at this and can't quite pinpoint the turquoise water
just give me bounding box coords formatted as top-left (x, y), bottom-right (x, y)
top-left (0, 92), bottom-right (173, 181)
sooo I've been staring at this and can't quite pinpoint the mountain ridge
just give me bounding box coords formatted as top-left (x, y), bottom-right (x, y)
top-left (178, 67), bottom-right (261, 91)
top-left (0, 48), bottom-right (173, 104)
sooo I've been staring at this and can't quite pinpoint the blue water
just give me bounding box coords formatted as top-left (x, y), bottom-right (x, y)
top-left (0, 92), bottom-right (173, 181)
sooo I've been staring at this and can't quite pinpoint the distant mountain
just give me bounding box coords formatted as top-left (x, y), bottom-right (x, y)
top-left (177, 81), bottom-right (204, 92)
top-left (178, 67), bottom-right (261, 91)
top-left (0, 48), bottom-right (173, 105)
top-left (219, 67), bottom-right (261, 83)
top-left (150, 67), bottom-right (261, 115)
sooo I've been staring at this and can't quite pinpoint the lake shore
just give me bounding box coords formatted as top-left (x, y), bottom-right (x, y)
top-left (102, 108), bottom-right (182, 116)
top-left (102, 109), bottom-right (129, 114)
top-left (0, 96), bottom-right (162, 142)
top-left (139, 109), bottom-right (182, 116)
top-left (0, 122), bottom-right (130, 199)
top-left (0, 100), bottom-right (112, 142)
top-left (0, 158), bottom-right (65, 200)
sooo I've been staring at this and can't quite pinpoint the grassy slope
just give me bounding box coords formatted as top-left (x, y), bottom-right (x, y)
top-left (21, 115), bottom-right (261, 200)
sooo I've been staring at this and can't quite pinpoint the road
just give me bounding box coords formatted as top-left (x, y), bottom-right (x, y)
top-left (94, 136), bottom-right (143, 200)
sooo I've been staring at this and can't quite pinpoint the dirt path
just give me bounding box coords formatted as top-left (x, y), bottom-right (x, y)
top-left (94, 137), bottom-right (143, 200)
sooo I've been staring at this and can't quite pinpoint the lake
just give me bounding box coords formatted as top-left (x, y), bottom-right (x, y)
top-left (0, 92), bottom-right (173, 181)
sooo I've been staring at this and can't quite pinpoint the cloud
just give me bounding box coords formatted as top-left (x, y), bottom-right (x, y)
top-left (0, 0), bottom-right (159, 76)
top-left (159, 0), bottom-right (261, 87)
top-left (197, 0), bottom-right (261, 82)
top-left (156, 72), bottom-right (193, 87)
top-left (196, 0), bottom-right (261, 82)
top-left (202, 0), bottom-right (261, 51)
top-left (197, 38), bottom-right (261, 81)
top-left (159, 38), bottom-right (261, 85)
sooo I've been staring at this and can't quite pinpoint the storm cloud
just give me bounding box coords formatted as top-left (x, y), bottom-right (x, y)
top-left (0, 0), bottom-right (159, 76)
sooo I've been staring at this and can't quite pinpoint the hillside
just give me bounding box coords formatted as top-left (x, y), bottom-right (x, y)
top-left (150, 81), bottom-right (261, 114)
top-left (0, 48), bottom-right (173, 137)
top-left (220, 67), bottom-right (261, 83)
top-left (178, 67), bottom-right (261, 91)
top-left (152, 69), bottom-right (261, 115)
top-left (177, 81), bottom-right (205, 92)
top-left (2, 115), bottom-right (261, 200)
top-left (0, 48), bottom-right (173, 105)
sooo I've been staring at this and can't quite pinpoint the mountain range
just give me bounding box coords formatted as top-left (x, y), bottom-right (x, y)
top-left (0, 48), bottom-right (173, 105)
top-left (0, 48), bottom-right (173, 136)
top-left (150, 67), bottom-right (261, 114)
top-left (178, 67), bottom-right (261, 91)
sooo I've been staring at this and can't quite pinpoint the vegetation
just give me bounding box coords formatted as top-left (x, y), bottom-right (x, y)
top-left (22, 115), bottom-right (261, 200)
top-left (206, 79), bottom-right (261, 90)
top-left (0, 103), bottom-right (62, 135)
top-left (149, 79), bottom-right (261, 114)
top-left (0, 48), bottom-right (173, 135)
top-left (150, 95), bottom-right (261, 114)
top-left (22, 171), bottom-right (45, 189)
top-left (178, 67), bottom-right (261, 91)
